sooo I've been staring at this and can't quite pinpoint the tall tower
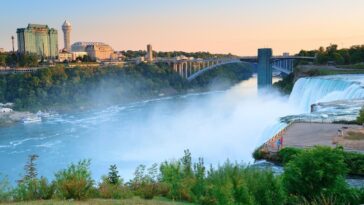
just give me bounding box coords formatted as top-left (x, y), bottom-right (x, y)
top-left (62, 20), bottom-right (72, 52)
top-left (147, 44), bottom-right (153, 62)
top-left (257, 48), bottom-right (273, 89)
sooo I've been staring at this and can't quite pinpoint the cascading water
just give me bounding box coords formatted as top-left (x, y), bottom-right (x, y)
top-left (289, 75), bottom-right (364, 112)
top-left (260, 74), bottom-right (364, 143)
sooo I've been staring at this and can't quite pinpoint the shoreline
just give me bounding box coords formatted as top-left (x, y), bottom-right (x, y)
top-left (0, 86), bottom-right (232, 127)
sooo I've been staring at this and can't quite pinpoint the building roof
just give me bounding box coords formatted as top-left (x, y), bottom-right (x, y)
top-left (62, 20), bottom-right (71, 27)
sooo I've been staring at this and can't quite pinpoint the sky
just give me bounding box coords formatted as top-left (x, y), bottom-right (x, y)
top-left (1, 0), bottom-right (364, 55)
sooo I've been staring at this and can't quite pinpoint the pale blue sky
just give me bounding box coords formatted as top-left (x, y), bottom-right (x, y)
top-left (1, 0), bottom-right (364, 55)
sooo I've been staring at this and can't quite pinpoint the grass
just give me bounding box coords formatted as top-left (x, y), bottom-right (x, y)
top-left (0, 197), bottom-right (195, 205)
top-left (345, 131), bottom-right (364, 140)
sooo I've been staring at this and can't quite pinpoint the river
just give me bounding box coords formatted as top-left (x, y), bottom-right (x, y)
top-left (1, 75), bottom-right (364, 184)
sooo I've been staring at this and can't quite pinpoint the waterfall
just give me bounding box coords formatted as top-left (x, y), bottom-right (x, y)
top-left (289, 75), bottom-right (364, 112)
top-left (259, 74), bottom-right (364, 143)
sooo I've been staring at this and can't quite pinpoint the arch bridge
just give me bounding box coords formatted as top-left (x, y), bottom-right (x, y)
top-left (164, 48), bottom-right (315, 88)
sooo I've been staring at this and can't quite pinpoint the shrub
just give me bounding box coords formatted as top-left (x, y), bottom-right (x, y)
top-left (0, 175), bottom-right (12, 202)
top-left (13, 177), bottom-right (54, 201)
top-left (98, 178), bottom-right (132, 199)
top-left (129, 163), bottom-right (160, 200)
top-left (203, 162), bottom-right (253, 205)
top-left (344, 151), bottom-right (364, 176)
top-left (278, 147), bottom-right (302, 164)
top-left (357, 107), bottom-right (364, 125)
top-left (13, 154), bottom-right (54, 201)
top-left (54, 160), bottom-right (93, 200)
top-left (98, 165), bottom-right (132, 199)
top-left (243, 168), bottom-right (286, 205)
top-left (283, 146), bottom-right (358, 203)
top-left (252, 147), bottom-right (264, 160)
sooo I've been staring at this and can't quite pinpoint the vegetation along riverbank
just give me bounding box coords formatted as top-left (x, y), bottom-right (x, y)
top-left (1, 147), bottom-right (364, 205)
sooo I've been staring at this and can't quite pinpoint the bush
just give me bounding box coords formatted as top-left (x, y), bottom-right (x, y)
top-left (13, 177), bottom-right (54, 201)
top-left (54, 160), bottom-right (94, 200)
top-left (98, 165), bottom-right (132, 199)
top-left (252, 147), bottom-right (264, 160)
top-left (98, 179), bottom-right (132, 199)
top-left (357, 107), bottom-right (364, 125)
top-left (243, 168), bottom-right (286, 205)
top-left (129, 163), bottom-right (160, 200)
top-left (0, 175), bottom-right (12, 202)
top-left (344, 152), bottom-right (364, 176)
top-left (283, 146), bottom-right (358, 204)
top-left (278, 147), bottom-right (302, 164)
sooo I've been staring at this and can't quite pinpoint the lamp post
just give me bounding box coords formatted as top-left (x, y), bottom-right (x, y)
top-left (11, 36), bottom-right (15, 53)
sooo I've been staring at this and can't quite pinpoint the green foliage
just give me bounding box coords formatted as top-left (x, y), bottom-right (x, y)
top-left (273, 73), bottom-right (294, 94)
top-left (202, 162), bottom-right (285, 205)
top-left (23, 154), bottom-right (39, 181)
top-left (298, 44), bottom-right (364, 65)
top-left (13, 177), bottom-right (54, 201)
top-left (54, 160), bottom-right (94, 200)
top-left (0, 175), bottom-right (12, 202)
top-left (0, 53), bottom-right (39, 67)
top-left (98, 177), bottom-right (132, 199)
top-left (357, 107), bottom-right (364, 125)
top-left (159, 150), bottom-right (285, 205)
top-left (278, 147), bottom-right (302, 164)
top-left (107, 165), bottom-right (121, 185)
top-left (129, 163), bottom-right (160, 200)
top-left (282, 146), bottom-right (358, 204)
top-left (13, 155), bottom-right (54, 201)
top-left (4, 148), bottom-right (364, 204)
top-left (343, 152), bottom-right (364, 176)
top-left (278, 147), bottom-right (364, 176)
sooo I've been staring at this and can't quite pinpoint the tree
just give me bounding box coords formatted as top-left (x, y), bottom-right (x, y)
top-left (283, 146), bottom-right (356, 203)
top-left (54, 160), bottom-right (94, 200)
top-left (108, 164), bottom-right (121, 185)
top-left (357, 107), bottom-right (364, 125)
top-left (24, 154), bottom-right (39, 181)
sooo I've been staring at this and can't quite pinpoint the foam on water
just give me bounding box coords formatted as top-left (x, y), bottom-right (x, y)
top-left (1, 75), bottom-right (364, 183)
top-left (289, 75), bottom-right (364, 112)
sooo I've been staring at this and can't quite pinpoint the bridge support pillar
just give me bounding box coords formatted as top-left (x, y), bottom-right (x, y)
top-left (257, 48), bottom-right (273, 89)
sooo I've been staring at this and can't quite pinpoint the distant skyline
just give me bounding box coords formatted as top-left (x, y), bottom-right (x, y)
top-left (1, 0), bottom-right (364, 55)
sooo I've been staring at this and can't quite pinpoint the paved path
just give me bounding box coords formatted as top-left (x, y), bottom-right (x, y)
top-left (283, 122), bottom-right (363, 151)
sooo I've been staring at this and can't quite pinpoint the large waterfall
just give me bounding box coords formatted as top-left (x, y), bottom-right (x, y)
top-left (289, 75), bottom-right (364, 112)
top-left (260, 74), bottom-right (364, 143)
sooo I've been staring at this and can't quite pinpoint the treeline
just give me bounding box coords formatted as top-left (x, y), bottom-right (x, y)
top-left (0, 63), bottom-right (185, 111)
top-left (0, 63), bottom-right (252, 111)
top-left (0, 53), bottom-right (39, 68)
top-left (1, 147), bottom-right (364, 204)
top-left (120, 50), bottom-right (236, 59)
top-left (298, 44), bottom-right (364, 65)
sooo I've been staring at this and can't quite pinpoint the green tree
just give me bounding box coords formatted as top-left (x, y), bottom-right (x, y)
top-left (283, 146), bottom-right (356, 203)
top-left (23, 154), bottom-right (39, 181)
top-left (107, 164), bottom-right (121, 185)
top-left (54, 160), bottom-right (94, 200)
top-left (357, 107), bottom-right (364, 125)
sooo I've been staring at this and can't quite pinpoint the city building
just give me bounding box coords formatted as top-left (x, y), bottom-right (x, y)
top-left (146, 44), bottom-right (153, 62)
top-left (71, 42), bottom-right (114, 61)
top-left (62, 20), bottom-right (72, 52)
top-left (85, 44), bottom-right (114, 61)
top-left (58, 50), bottom-right (73, 62)
top-left (16, 24), bottom-right (58, 58)
top-left (72, 51), bottom-right (88, 60)
top-left (0, 48), bottom-right (4, 53)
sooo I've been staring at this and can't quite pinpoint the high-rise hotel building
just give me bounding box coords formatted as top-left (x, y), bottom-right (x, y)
top-left (16, 24), bottom-right (58, 58)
